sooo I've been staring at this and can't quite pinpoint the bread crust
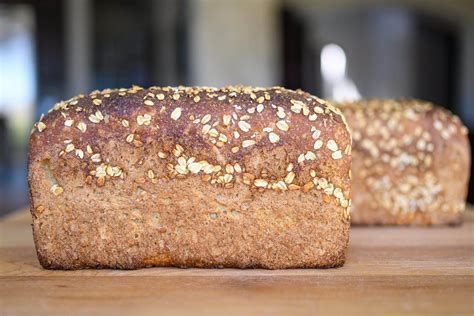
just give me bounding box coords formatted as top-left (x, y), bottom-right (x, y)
top-left (338, 99), bottom-right (470, 225)
top-left (28, 86), bottom-right (351, 269)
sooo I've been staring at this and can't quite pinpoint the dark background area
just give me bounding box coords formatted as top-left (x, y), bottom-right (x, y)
top-left (0, 0), bottom-right (473, 216)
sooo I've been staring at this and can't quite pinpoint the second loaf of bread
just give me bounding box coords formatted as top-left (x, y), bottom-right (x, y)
top-left (28, 86), bottom-right (352, 269)
top-left (338, 99), bottom-right (470, 225)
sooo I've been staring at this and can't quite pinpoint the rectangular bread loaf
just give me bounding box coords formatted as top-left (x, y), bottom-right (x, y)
top-left (28, 86), bottom-right (352, 269)
top-left (338, 99), bottom-right (470, 225)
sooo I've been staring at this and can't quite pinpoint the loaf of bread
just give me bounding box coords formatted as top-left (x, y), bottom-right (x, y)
top-left (338, 99), bottom-right (470, 225)
top-left (28, 86), bottom-right (352, 269)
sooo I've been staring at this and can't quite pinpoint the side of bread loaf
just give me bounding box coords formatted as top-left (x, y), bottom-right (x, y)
top-left (338, 99), bottom-right (470, 225)
top-left (28, 86), bottom-right (351, 269)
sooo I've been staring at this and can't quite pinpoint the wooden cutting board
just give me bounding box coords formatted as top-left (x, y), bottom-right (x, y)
top-left (1, 207), bottom-right (473, 316)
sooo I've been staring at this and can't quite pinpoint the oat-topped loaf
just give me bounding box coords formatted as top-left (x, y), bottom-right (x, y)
top-left (28, 85), bottom-right (352, 269)
top-left (338, 99), bottom-right (470, 225)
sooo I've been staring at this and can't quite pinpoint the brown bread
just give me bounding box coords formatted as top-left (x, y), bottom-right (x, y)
top-left (338, 99), bottom-right (470, 225)
top-left (28, 86), bottom-right (351, 269)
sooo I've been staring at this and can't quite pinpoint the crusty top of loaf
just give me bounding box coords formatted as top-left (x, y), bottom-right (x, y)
top-left (29, 86), bottom-right (352, 213)
top-left (338, 98), bottom-right (468, 153)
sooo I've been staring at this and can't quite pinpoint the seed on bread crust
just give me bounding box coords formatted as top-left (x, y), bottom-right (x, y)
top-left (171, 107), bottom-right (182, 120)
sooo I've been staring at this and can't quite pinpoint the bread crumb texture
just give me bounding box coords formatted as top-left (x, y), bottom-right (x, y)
top-left (29, 85), bottom-right (351, 269)
top-left (338, 99), bottom-right (470, 225)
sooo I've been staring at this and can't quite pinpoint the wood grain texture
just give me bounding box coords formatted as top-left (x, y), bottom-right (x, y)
top-left (1, 208), bottom-right (474, 316)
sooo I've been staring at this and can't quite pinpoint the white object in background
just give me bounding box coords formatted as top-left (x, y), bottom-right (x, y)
top-left (320, 43), bottom-right (361, 103)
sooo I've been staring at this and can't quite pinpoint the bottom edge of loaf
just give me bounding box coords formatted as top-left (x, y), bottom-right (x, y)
top-left (35, 250), bottom-right (347, 270)
top-left (37, 261), bottom-right (347, 270)
top-left (350, 217), bottom-right (463, 226)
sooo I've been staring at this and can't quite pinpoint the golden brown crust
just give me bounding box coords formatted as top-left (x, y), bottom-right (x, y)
top-left (28, 85), bottom-right (351, 269)
top-left (338, 99), bottom-right (470, 225)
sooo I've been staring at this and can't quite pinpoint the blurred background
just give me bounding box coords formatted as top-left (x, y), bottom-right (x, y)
top-left (0, 0), bottom-right (473, 216)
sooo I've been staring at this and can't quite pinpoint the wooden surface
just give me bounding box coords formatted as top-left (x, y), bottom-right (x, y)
top-left (1, 208), bottom-right (473, 316)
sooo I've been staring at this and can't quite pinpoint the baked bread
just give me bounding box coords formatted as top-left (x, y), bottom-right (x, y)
top-left (28, 85), bottom-right (352, 269)
top-left (338, 99), bottom-right (470, 225)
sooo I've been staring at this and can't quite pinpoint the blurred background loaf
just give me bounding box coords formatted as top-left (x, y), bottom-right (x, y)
top-left (339, 99), bottom-right (470, 225)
